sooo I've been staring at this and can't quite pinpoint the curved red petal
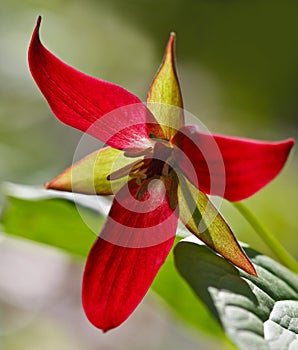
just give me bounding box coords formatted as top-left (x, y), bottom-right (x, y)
top-left (173, 125), bottom-right (294, 201)
top-left (28, 17), bottom-right (153, 150)
top-left (82, 179), bottom-right (178, 331)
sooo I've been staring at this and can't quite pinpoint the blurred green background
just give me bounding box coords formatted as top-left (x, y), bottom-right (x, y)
top-left (0, 0), bottom-right (297, 349)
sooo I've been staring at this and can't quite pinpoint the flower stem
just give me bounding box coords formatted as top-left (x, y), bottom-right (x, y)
top-left (232, 201), bottom-right (298, 274)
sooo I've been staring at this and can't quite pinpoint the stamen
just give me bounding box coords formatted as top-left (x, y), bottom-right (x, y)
top-left (107, 160), bottom-right (143, 181)
top-left (124, 147), bottom-right (153, 158)
top-left (135, 171), bottom-right (147, 186)
top-left (162, 163), bottom-right (170, 177)
top-left (169, 173), bottom-right (178, 210)
top-left (136, 180), bottom-right (150, 200)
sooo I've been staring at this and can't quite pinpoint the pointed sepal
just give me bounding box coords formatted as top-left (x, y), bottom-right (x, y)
top-left (45, 147), bottom-right (138, 195)
top-left (147, 33), bottom-right (184, 140)
top-left (178, 175), bottom-right (257, 276)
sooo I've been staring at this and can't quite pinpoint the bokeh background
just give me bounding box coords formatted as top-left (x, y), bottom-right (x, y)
top-left (0, 0), bottom-right (297, 349)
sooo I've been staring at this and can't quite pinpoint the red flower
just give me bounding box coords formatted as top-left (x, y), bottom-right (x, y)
top-left (28, 17), bottom-right (294, 331)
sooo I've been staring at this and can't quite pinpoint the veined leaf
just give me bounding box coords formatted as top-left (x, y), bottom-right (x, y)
top-left (174, 237), bottom-right (298, 350)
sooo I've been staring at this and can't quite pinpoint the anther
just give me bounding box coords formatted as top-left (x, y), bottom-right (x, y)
top-left (107, 160), bottom-right (143, 181)
top-left (124, 147), bottom-right (153, 158)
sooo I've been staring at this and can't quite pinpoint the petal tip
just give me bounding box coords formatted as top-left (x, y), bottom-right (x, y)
top-left (36, 15), bottom-right (42, 27)
top-left (33, 15), bottom-right (42, 39)
top-left (286, 138), bottom-right (295, 149)
top-left (29, 16), bottom-right (42, 61)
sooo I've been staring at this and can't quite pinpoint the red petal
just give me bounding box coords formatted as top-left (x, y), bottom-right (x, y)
top-left (82, 179), bottom-right (178, 331)
top-left (173, 125), bottom-right (294, 201)
top-left (28, 17), bottom-right (154, 150)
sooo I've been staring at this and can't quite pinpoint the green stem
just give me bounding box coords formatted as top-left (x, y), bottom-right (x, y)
top-left (232, 201), bottom-right (298, 274)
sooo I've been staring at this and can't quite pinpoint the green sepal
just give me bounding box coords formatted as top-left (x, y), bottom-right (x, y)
top-left (178, 175), bottom-right (256, 276)
top-left (147, 33), bottom-right (184, 140)
top-left (46, 146), bottom-right (139, 195)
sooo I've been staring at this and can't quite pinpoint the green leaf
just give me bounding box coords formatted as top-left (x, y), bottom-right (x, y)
top-left (1, 194), bottom-right (104, 257)
top-left (174, 238), bottom-right (298, 350)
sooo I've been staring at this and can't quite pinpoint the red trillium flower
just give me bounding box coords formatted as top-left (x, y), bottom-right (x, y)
top-left (28, 17), bottom-right (294, 331)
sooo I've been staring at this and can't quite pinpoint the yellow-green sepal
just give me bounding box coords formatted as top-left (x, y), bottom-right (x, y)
top-left (147, 33), bottom-right (184, 140)
top-left (45, 146), bottom-right (137, 195)
top-left (178, 175), bottom-right (257, 276)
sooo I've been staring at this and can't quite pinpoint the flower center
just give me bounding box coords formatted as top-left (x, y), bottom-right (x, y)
top-left (135, 141), bottom-right (174, 181)
top-left (107, 141), bottom-right (177, 204)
